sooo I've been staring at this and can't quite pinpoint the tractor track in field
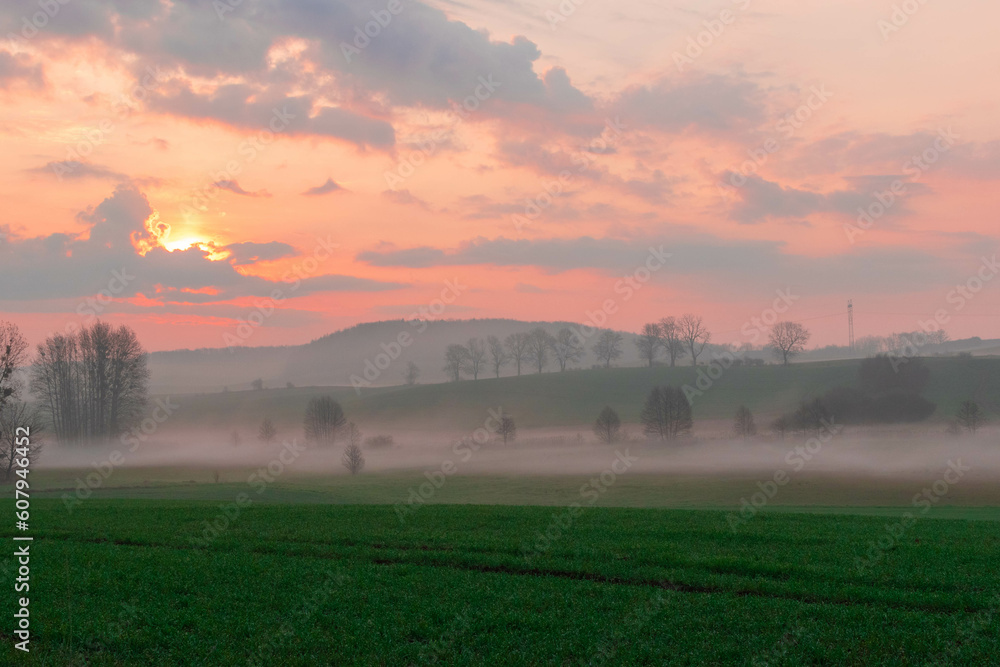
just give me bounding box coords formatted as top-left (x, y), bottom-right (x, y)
top-left (19, 533), bottom-right (995, 616)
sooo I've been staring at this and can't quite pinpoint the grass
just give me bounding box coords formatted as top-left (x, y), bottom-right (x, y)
top-left (1, 500), bottom-right (998, 665)
top-left (18, 467), bottom-right (1000, 522)
top-left (155, 356), bottom-right (1000, 433)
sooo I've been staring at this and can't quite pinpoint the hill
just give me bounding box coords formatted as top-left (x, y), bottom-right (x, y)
top-left (147, 318), bottom-right (652, 394)
top-left (156, 356), bottom-right (1000, 435)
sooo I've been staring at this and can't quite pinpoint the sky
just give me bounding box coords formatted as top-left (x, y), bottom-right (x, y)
top-left (0, 0), bottom-right (998, 352)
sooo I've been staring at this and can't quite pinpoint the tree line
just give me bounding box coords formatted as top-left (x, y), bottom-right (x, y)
top-left (443, 315), bottom-right (815, 380)
top-left (0, 320), bottom-right (150, 456)
top-left (443, 327), bottom-right (628, 380)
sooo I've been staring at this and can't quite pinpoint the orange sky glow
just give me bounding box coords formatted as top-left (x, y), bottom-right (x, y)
top-left (1, 0), bottom-right (997, 351)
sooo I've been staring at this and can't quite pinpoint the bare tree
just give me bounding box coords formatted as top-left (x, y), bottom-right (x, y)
top-left (635, 323), bottom-right (662, 367)
top-left (258, 418), bottom-right (277, 444)
top-left (31, 322), bottom-right (149, 445)
top-left (251, 378), bottom-right (264, 390)
top-left (592, 330), bottom-right (623, 368)
top-left (658, 317), bottom-right (687, 367)
top-left (0, 321), bottom-right (29, 413)
top-left (463, 338), bottom-right (487, 380)
top-left (640, 386), bottom-right (692, 441)
top-left (593, 406), bottom-right (622, 445)
top-left (956, 400), bottom-right (984, 434)
top-left (733, 405), bottom-right (757, 440)
top-left (769, 321), bottom-right (811, 366)
top-left (303, 396), bottom-right (347, 446)
top-left (552, 328), bottom-right (584, 372)
top-left (494, 415), bottom-right (517, 445)
top-left (347, 421), bottom-right (363, 448)
top-left (771, 415), bottom-right (790, 440)
top-left (487, 335), bottom-right (510, 378)
top-left (444, 344), bottom-right (470, 382)
top-left (504, 332), bottom-right (531, 376)
top-left (404, 361), bottom-right (420, 386)
top-left (0, 401), bottom-right (44, 481)
top-left (678, 314), bottom-right (711, 366)
top-left (342, 442), bottom-right (365, 475)
top-left (526, 328), bottom-right (555, 374)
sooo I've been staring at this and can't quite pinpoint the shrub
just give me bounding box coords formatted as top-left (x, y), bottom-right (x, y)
top-left (593, 406), bottom-right (622, 445)
top-left (364, 434), bottom-right (395, 448)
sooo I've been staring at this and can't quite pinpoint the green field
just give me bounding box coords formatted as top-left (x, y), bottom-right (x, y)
top-left (18, 467), bottom-right (1000, 522)
top-left (158, 357), bottom-right (1000, 433)
top-left (2, 499), bottom-right (998, 665)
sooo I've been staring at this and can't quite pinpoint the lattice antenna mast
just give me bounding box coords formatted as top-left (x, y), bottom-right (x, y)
top-left (847, 300), bottom-right (855, 351)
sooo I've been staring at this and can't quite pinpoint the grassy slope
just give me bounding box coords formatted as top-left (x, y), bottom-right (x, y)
top-left (1, 500), bottom-right (997, 665)
top-left (159, 356), bottom-right (1000, 432)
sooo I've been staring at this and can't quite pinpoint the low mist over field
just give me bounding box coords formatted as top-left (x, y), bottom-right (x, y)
top-left (2, 0), bottom-right (1000, 661)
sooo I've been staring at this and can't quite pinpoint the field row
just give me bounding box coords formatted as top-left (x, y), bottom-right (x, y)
top-left (0, 501), bottom-right (997, 664)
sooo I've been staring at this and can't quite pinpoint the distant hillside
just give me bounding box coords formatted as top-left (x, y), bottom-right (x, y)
top-left (156, 356), bottom-right (1000, 436)
top-left (801, 336), bottom-right (1000, 362)
top-left (148, 319), bottom-right (654, 394)
top-left (147, 318), bottom-right (1000, 395)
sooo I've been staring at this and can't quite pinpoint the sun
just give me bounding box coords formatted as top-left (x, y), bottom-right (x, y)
top-left (163, 236), bottom-right (204, 251)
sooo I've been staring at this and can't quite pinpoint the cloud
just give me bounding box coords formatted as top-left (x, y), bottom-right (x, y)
top-left (613, 73), bottom-right (766, 133)
top-left (1, 0), bottom-right (591, 133)
top-left (148, 84), bottom-right (395, 149)
top-left (496, 140), bottom-right (672, 203)
top-left (212, 180), bottom-right (270, 197)
top-left (222, 241), bottom-right (297, 266)
top-left (356, 234), bottom-right (962, 294)
top-left (302, 178), bottom-right (343, 196)
top-left (382, 189), bottom-right (432, 209)
top-left (0, 185), bottom-right (404, 303)
top-left (29, 160), bottom-right (126, 181)
top-left (725, 174), bottom-right (929, 224)
top-left (0, 49), bottom-right (44, 88)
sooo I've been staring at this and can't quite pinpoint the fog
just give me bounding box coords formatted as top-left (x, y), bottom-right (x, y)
top-left (36, 423), bottom-right (1000, 484)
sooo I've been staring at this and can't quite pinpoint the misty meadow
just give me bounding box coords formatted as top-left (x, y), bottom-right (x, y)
top-left (1, 0), bottom-right (998, 665)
